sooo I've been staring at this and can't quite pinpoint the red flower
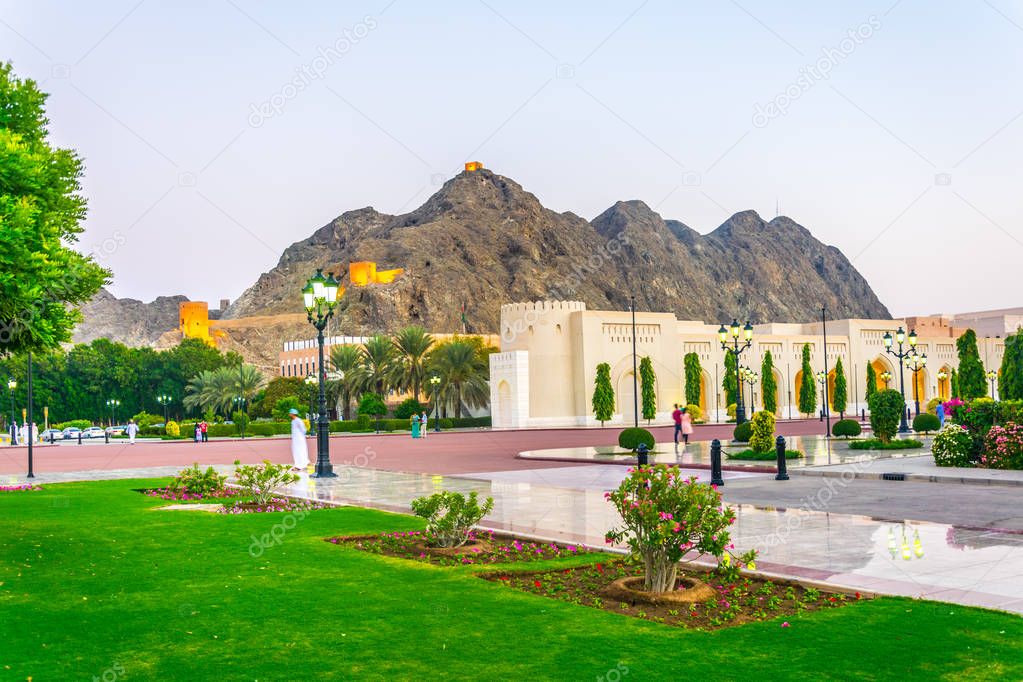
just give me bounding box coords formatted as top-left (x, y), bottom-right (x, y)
top-left (855, 592), bottom-right (861, 600)
top-left (596, 563), bottom-right (604, 572)
top-left (533, 580), bottom-right (542, 588)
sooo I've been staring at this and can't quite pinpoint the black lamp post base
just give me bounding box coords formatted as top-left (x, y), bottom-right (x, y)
top-left (313, 467), bottom-right (337, 479)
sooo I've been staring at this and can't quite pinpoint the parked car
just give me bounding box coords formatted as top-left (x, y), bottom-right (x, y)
top-left (41, 428), bottom-right (64, 441)
top-left (83, 427), bottom-right (106, 439)
top-left (61, 427), bottom-right (82, 439)
top-left (105, 425), bottom-right (126, 436)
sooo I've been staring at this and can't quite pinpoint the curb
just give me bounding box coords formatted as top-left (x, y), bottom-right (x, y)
top-left (791, 467), bottom-right (1023, 487)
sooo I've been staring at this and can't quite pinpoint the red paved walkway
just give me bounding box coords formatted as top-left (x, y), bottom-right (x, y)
top-left (0, 420), bottom-right (836, 477)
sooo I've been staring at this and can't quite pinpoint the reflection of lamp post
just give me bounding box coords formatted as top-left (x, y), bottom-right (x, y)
top-left (883, 327), bottom-right (917, 433)
top-left (937, 370), bottom-right (948, 400)
top-left (986, 369), bottom-right (998, 399)
top-left (429, 374), bottom-right (441, 432)
top-left (105, 398), bottom-right (120, 427)
top-left (718, 319), bottom-right (753, 424)
top-left (906, 353), bottom-right (927, 417)
top-left (156, 394), bottom-right (172, 423)
top-left (303, 269), bottom-right (341, 478)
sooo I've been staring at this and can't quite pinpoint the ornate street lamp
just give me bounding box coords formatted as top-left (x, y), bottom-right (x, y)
top-left (883, 327), bottom-right (917, 433)
top-left (304, 269), bottom-right (342, 478)
top-left (429, 374), bottom-right (442, 432)
top-left (906, 353), bottom-right (927, 417)
top-left (105, 398), bottom-right (121, 427)
top-left (815, 370), bottom-right (829, 420)
top-left (880, 370), bottom-right (892, 389)
top-left (7, 378), bottom-right (16, 438)
top-left (936, 370), bottom-right (948, 400)
top-left (156, 394), bottom-right (172, 423)
top-left (986, 369), bottom-right (998, 399)
top-left (741, 367), bottom-right (758, 415)
top-left (718, 319), bottom-right (754, 424)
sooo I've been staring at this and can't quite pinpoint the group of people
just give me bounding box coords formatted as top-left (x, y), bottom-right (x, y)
top-left (7, 421), bottom-right (38, 446)
top-left (671, 404), bottom-right (694, 447)
top-left (192, 421), bottom-right (209, 443)
top-left (410, 411), bottom-right (430, 439)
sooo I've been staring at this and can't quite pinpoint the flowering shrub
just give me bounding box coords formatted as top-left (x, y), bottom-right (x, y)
top-left (983, 422), bottom-right (1023, 470)
top-left (219, 497), bottom-right (329, 514)
top-left (165, 420), bottom-right (180, 438)
top-left (233, 460), bottom-right (299, 505)
top-left (0, 484), bottom-right (41, 492)
top-left (410, 491), bottom-right (494, 548)
top-left (169, 463), bottom-right (228, 496)
top-left (144, 486), bottom-right (244, 501)
top-left (605, 465), bottom-right (756, 593)
top-left (931, 425), bottom-right (973, 467)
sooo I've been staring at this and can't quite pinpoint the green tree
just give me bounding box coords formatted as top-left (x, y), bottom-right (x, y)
top-left (999, 331), bottom-right (1022, 400)
top-left (391, 325), bottom-right (435, 402)
top-left (723, 351), bottom-right (737, 408)
top-left (427, 339), bottom-right (490, 419)
top-left (251, 377), bottom-right (306, 418)
top-left (869, 389), bottom-right (904, 443)
top-left (683, 353), bottom-right (702, 407)
top-left (592, 362), bottom-right (614, 426)
top-left (272, 396), bottom-right (303, 421)
top-left (760, 351), bottom-right (777, 414)
top-left (639, 356), bottom-right (656, 424)
top-left (798, 344), bottom-right (816, 417)
top-left (956, 329), bottom-right (986, 400)
top-left (328, 344), bottom-right (365, 421)
top-left (0, 63), bottom-right (108, 355)
top-left (361, 334), bottom-right (397, 396)
top-left (832, 357), bottom-right (848, 418)
top-left (866, 363), bottom-right (877, 403)
top-left (357, 392), bottom-right (387, 417)
top-left (951, 368), bottom-right (960, 398)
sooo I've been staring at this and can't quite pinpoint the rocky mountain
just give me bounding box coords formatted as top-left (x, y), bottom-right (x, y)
top-left (72, 288), bottom-right (187, 346)
top-left (224, 169), bottom-right (889, 332)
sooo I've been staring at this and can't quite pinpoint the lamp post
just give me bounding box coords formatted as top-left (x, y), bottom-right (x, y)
top-left (304, 375), bottom-right (318, 420)
top-left (105, 398), bottom-right (120, 427)
top-left (880, 370), bottom-right (892, 389)
top-left (303, 268), bottom-right (341, 478)
top-left (741, 367), bottom-right (758, 415)
top-left (156, 394), bottom-right (172, 423)
top-left (231, 396), bottom-right (246, 438)
top-left (429, 374), bottom-right (441, 432)
top-left (815, 371), bottom-right (828, 420)
top-left (7, 378), bottom-right (16, 440)
top-left (986, 369), bottom-right (998, 399)
top-left (630, 295), bottom-right (639, 428)
top-left (906, 353), bottom-right (927, 417)
top-left (883, 327), bottom-right (917, 433)
top-left (937, 370), bottom-right (948, 400)
top-left (718, 319), bottom-right (754, 424)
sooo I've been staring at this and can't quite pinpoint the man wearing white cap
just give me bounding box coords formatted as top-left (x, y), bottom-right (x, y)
top-left (289, 408), bottom-right (309, 471)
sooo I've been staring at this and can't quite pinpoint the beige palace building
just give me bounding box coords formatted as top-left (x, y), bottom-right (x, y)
top-left (489, 301), bottom-right (1015, 428)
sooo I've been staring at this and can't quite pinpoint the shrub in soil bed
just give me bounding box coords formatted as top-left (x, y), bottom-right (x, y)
top-left (726, 449), bottom-right (803, 461)
top-left (848, 438), bottom-right (923, 450)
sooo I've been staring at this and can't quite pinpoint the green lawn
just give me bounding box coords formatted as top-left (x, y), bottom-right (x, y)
top-left (2, 480), bottom-right (1022, 681)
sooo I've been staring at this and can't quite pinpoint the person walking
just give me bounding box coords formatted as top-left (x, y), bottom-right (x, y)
top-left (200, 420), bottom-right (209, 443)
top-left (936, 400), bottom-right (946, 428)
top-left (126, 419), bottom-right (139, 445)
top-left (420, 411), bottom-right (428, 437)
top-left (194, 422), bottom-right (201, 443)
top-left (31, 422), bottom-right (38, 444)
top-left (19, 422), bottom-right (28, 446)
top-left (680, 406), bottom-right (694, 446)
top-left (289, 408), bottom-right (309, 470)
top-left (410, 412), bottom-right (421, 439)
top-left (7, 421), bottom-right (16, 446)
top-left (671, 404), bottom-right (683, 446)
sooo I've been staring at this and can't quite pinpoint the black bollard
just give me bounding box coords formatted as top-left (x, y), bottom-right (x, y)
top-left (77, 432), bottom-right (82, 445)
top-left (636, 442), bottom-right (649, 466)
top-left (104, 431), bottom-right (109, 444)
top-left (861, 408), bottom-right (866, 421)
top-left (710, 439), bottom-right (724, 486)
top-left (775, 435), bottom-right (789, 481)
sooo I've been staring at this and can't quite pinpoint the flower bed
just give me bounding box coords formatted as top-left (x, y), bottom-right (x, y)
top-left (481, 559), bottom-right (862, 629)
top-left (0, 483), bottom-right (41, 492)
top-left (219, 497), bottom-right (331, 514)
top-left (326, 529), bottom-right (589, 566)
top-left (143, 486), bottom-right (246, 502)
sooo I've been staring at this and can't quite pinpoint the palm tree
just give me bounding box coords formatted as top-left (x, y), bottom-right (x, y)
top-left (361, 334), bottom-right (397, 396)
top-left (428, 340), bottom-right (490, 418)
top-left (328, 345), bottom-right (365, 420)
top-left (183, 363), bottom-right (264, 416)
top-left (392, 326), bottom-right (435, 402)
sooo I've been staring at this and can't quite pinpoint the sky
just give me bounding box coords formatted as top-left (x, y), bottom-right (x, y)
top-left (3, 0), bottom-right (1022, 318)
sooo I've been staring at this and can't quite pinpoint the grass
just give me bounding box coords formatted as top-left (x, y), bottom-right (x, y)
top-left (2, 480), bottom-right (1023, 680)
top-left (848, 438), bottom-right (924, 450)
top-left (726, 449), bottom-right (804, 460)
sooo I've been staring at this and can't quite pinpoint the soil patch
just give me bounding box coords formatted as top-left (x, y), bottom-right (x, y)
top-left (481, 559), bottom-right (865, 630)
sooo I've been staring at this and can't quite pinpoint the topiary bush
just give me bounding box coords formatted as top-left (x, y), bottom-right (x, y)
top-left (748, 411), bottom-right (775, 453)
top-left (932, 424), bottom-right (974, 467)
top-left (165, 420), bottom-right (180, 438)
top-left (868, 389), bottom-right (904, 443)
top-left (618, 427), bottom-right (655, 451)
top-left (912, 412), bottom-right (941, 434)
top-left (732, 421), bottom-right (752, 443)
top-left (394, 398), bottom-right (426, 420)
top-left (832, 419), bottom-right (861, 439)
top-left (684, 404), bottom-right (702, 422)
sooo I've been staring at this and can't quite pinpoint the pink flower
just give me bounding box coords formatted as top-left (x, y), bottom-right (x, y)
top-left (781, 622), bottom-right (790, 628)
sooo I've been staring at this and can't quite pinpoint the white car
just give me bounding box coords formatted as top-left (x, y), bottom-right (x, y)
top-left (83, 427), bottom-right (106, 439)
top-left (41, 428), bottom-right (64, 441)
top-left (62, 427), bottom-right (82, 439)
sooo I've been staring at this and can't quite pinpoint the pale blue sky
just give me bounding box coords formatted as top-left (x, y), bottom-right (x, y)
top-left (3, 0), bottom-right (1022, 317)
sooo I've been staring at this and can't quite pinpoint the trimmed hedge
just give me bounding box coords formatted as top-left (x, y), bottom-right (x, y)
top-left (848, 438), bottom-right (923, 450)
top-left (733, 421), bottom-right (752, 443)
top-left (832, 419), bottom-right (862, 439)
top-left (726, 448), bottom-right (803, 460)
top-left (618, 427), bottom-right (655, 451)
top-left (912, 413), bottom-right (941, 434)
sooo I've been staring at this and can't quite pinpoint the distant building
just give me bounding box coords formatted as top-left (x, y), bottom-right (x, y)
top-left (179, 302), bottom-right (213, 343)
top-left (347, 261), bottom-right (404, 287)
top-left (464, 161), bottom-right (483, 172)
